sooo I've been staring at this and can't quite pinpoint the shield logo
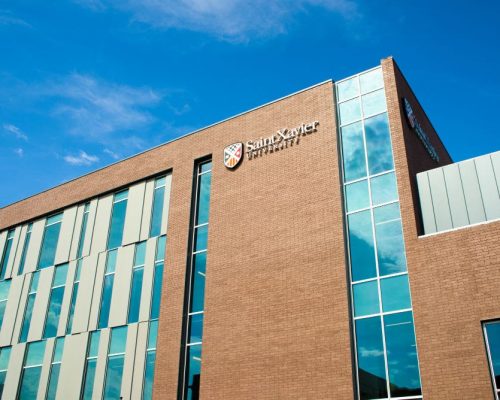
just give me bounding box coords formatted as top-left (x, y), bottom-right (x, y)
top-left (224, 143), bottom-right (243, 169)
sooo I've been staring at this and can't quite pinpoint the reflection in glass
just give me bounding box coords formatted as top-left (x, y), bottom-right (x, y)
top-left (81, 358), bottom-right (97, 399)
top-left (339, 97), bottom-right (362, 126)
top-left (341, 122), bottom-right (367, 182)
top-left (18, 224), bottom-right (33, 275)
top-left (19, 341), bottom-right (46, 400)
top-left (43, 286), bottom-right (65, 338)
top-left (353, 281), bottom-right (379, 317)
top-left (128, 268), bottom-right (144, 323)
top-left (485, 322), bottom-right (500, 389)
top-left (384, 312), bottom-right (422, 397)
top-left (0, 347), bottom-right (11, 398)
top-left (0, 230), bottom-right (14, 279)
top-left (364, 113), bottom-right (394, 175)
top-left (190, 253), bottom-right (206, 313)
top-left (337, 77), bottom-right (359, 101)
top-left (188, 313), bottom-right (204, 344)
top-left (359, 68), bottom-right (384, 94)
top-left (107, 191), bottom-right (128, 250)
top-left (362, 89), bottom-right (387, 117)
top-left (77, 203), bottom-right (90, 259)
top-left (150, 180), bottom-right (166, 238)
top-left (38, 220), bottom-right (62, 269)
top-left (381, 275), bottom-right (411, 312)
top-left (185, 345), bottom-right (202, 400)
top-left (370, 172), bottom-right (398, 206)
top-left (0, 281), bottom-right (11, 329)
top-left (355, 317), bottom-right (387, 399)
top-left (98, 274), bottom-right (114, 329)
top-left (194, 225), bottom-right (208, 252)
top-left (345, 180), bottom-right (370, 212)
top-left (143, 351), bottom-right (156, 400)
top-left (348, 211), bottom-right (376, 282)
top-left (374, 205), bottom-right (407, 276)
top-left (196, 173), bottom-right (211, 226)
top-left (151, 263), bottom-right (164, 320)
top-left (103, 355), bottom-right (124, 399)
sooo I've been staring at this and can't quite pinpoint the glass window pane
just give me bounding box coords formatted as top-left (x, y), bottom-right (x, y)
top-left (0, 233), bottom-right (14, 279)
top-left (18, 228), bottom-right (32, 275)
top-left (196, 173), bottom-right (211, 225)
top-left (47, 214), bottom-right (63, 225)
top-left (0, 281), bottom-right (10, 300)
top-left (155, 176), bottom-right (166, 188)
top-left (374, 209), bottom-right (407, 276)
top-left (103, 355), bottom-right (124, 400)
top-left (370, 172), bottom-right (398, 206)
top-left (364, 113), bottom-right (394, 175)
top-left (337, 77), bottom-right (359, 102)
top-left (109, 326), bottom-right (127, 355)
top-left (0, 301), bottom-right (6, 329)
top-left (53, 338), bottom-right (64, 362)
top-left (0, 347), bottom-right (10, 370)
top-left (44, 286), bottom-right (65, 339)
top-left (381, 275), bottom-right (411, 312)
top-left (190, 253), bottom-right (206, 313)
top-left (107, 199), bottom-right (127, 250)
top-left (98, 275), bottom-right (114, 329)
top-left (355, 317), bottom-right (387, 399)
top-left (26, 341), bottom-right (46, 366)
top-left (19, 366), bottom-right (42, 399)
top-left (66, 283), bottom-right (79, 334)
top-left (362, 89), bottom-right (387, 117)
top-left (373, 202), bottom-right (400, 224)
top-left (384, 312), bottom-right (422, 397)
top-left (185, 345), bottom-right (202, 400)
top-left (360, 68), bottom-right (384, 94)
top-left (53, 264), bottom-right (69, 287)
top-left (348, 211), bottom-right (376, 282)
top-left (339, 97), bottom-right (361, 126)
top-left (19, 295), bottom-right (36, 343)
top-left (46, 363), bottom-right (61, 400)
top-left (114, 190), bottom-right (128, 202)
top-left (199, 161), bottom-right (212, 173)
top-left (143, 351), bottom-right (156, 400)
top-left (156, 236), bottom-right (166, 262)
top-left (106, 250), bottom-right (117, 274)
top-left (81, 359), bottom-right (97, 400)
top-left (134, 242), bottom-right (147, 267)
top-left (148, 320), bottom-right (158, 349)
top-left (150, 263), bottom-right (164, 320)
top-left (77, 208), bottom-right (89, 259)
top-left (188, 313), bottom-right (204, 344)
top-left (345, 180), bottom-right (369, 212)
top-left (38, 223), bottom-right (61, 269)
top-left (150, 186), bottom-right (165, 238)
top-left (353, 281), bottom-right (379, 317)
top-left (0, 371), bottom-right (5, 398)
top-left (194, 226), bottom-right (208, 252)
top-left (89, 331), bottom-right (101, 358)
top-left (486, 322), bottom-right (500, 389)
top-left (341, 122), bottom-right (366, 182)
top-left (128, 268), bottom-right (143, 324)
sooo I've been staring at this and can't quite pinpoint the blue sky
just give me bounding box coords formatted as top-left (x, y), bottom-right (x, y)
top-left (1, 0), bottom-right (499, 207)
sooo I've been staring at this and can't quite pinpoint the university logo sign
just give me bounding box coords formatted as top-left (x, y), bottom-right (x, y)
top-left (224, 142), bottom-right (243, 169)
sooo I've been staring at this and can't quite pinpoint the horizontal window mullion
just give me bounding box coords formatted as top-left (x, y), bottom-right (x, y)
top-left (353, 307), bottom-right (413, 321)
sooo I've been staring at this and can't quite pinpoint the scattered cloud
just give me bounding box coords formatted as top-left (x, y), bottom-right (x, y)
top-left (13, 148), bottom-right (24, 157)
top-left (0, 10), bottom-right (31, 28)
top-left (64, 150), bottom-right (100, 166)
top-left (103, 148), bottom-right (120, 160)
top-left (76, 0), bottom-right (358, 41)
top-left (3, 123), bottom-right (28, 140)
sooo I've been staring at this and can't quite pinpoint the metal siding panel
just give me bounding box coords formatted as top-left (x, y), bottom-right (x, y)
top-left (442, 164), bottom-right (470, 228)
top-left (37, 337), bottom-right (55, 400)
top-left (160, 173), bottom-right (173, 235)
top-left (92, 328), bottom-right (110, 400)
top-left (131, 322), bottom-right (149, 399)
top-left (459, 159), bottom-right (487, 224)
top-left (121, 323), bottom-right (138, 400)
top-left (56, 332), bottom-right (88, 400)
top-left (123, 182), bottom-right (146, 246)
top-left (0, 274), bottom-right (25, 346)
top-left (2, 342), bottom-right (26, 400)
top-left (69, 205), bottom-right (85, 261)
top-left (427, 168), bottom-right (453, 231)
top-left (140, 179), bottom-right (155, 241)
top-left (10, 274), bottom-right (30, 345)
top-left (55, 206), bottom-right (77, 265)
top-left (475, 155), bottom-right (500, 220)
top-left (91, 195), bottom-right (113, 255)
top-left (491, 151), bottom-right (500, 196)
top-left (5, 226), bottom-right (22, 279)
top-left (24, 218), bottom-right (45, 274)
top-left (72, 253), bottom-right (99, 334)
top-left (88, 252), bottom-right (107, 332)
top-left (82, 199), bottom-right (98, 258)
top-left (57, 260), bottom-right (77, 337)
top-left (27, 267), bottom-right (54, 342)
top-left (108, 245), bottom-right (134, 327)
top-left (139, 238), bottom-right (156, 322)
top-left (416, 172), bottom-right (437, 234)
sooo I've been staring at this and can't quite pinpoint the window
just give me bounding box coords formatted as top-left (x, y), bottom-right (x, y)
top-left (150, 176), bottom-right (167, 238)
top-left (180, 160), bottom-right (211, 400)
top-left (19, 272), bottom-right (40, 343)
top-left (38, 214), bottom-right (63, 270)
top-left (43, 263), bottom-right (69, 338)
top-left (142, 320), bottom-right (158, 400)
top-left (81, 331), bottom-right (100, 400)
top-left (46, 337), bottom-right (64, 400)
top-left (0, 230), bottom-right (15, 279)
top-left (66, 259), bottom-right (82, 334)
top-left (0, 280), bottom-right (11, 329)
top-left (484, 321), bottom-right (500, 399)
top-left (150, 235), bottom-right (166, 320)
top-left (107, 190), bottom-right (128, 250)
top-left (128, 241), bottom-right (146, 324)
top-left (77, 203), bottom-right (91, 259)
top-left (0, 347), bottom-right (11, 398)
top-left (18, 223), bottom-right (33, 275)
top-left (18, 340), bottom-right (46, 399)
top-left (103, 326), bottom-right (127, 399)
top-left (98, 250), bottom-right (117, 329)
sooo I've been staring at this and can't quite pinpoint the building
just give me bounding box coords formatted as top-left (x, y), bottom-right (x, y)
top-left (0, 56), bottom-right (499, 400)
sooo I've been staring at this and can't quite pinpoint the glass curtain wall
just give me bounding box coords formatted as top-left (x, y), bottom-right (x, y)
top-left (336, 67), bottom-right (422, 400)
top-left (43, 263), bottom-right (69, 338)
top-left (18, 340), bottom-right (46, 399)
top-left (0, 347), bottom-right (11, 397)
top-left (81, 331), bottom-right (100, 399)
top-left (66, 259), bottom-right (82, 334)
top-left (38, 214), bottom-right (63, 270)
top-left (98, 250), bottom-right (118, 329)
top-left (103, 326), bottom-right (127, 399)
top-left (0, 230), bottom-right (15, 279)
top-left (19, 272), bottom-right (40, 343)
top-left (0, 280), bottom-right (11, 329)
top-left (143, 320), bottom-right (159, 400)
top-left (180, 159), bottom-right (212, 400)
top-left (128, 241), bottom-right (146, 324)
top-left (484, 321), bottom-right (500, 399)
top-left (46, 337), bottom-right (64, 399)
top-left (150, 176), bottom-right (167, 238)
top-left (107, 190), bottom-right (128, 250)
top-left (18, 223), bottom-right (33, 275)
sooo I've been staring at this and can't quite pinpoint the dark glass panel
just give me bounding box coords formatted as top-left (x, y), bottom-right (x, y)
top-left (486, 322), bottom-right (500, 388)
top-left (190, 253), bottom-right (206, 313)
top-left (348, 211), bottom-right (376, 282)
top-left (194, 225), bottom-right (208, 252)
top-left (188, 313), bottom-right (204, 344)
top-left (185, 344), bottom-right (202, 400)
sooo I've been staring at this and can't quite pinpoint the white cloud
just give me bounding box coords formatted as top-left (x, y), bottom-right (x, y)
top-left (13, 148), bottom-right (24, 157)
top-left (0, 10), bottom-right (31, 28)
top-left (77, 0), bottom-right (358, 41)
top-left (103, 148), bottom-right (120, 160)
top-left (64, 151), bottom-right (100, 166)
top-left (3, 123), bottom-right (28, 140)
